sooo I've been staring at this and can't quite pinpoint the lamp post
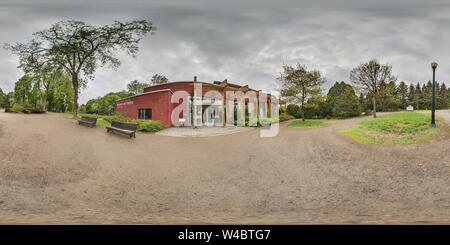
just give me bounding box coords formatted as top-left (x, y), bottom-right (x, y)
top-left (430, 62), bottom-right (438, 127)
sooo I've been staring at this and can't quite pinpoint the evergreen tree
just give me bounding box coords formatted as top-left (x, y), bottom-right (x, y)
top-left (377, 81), bottom-right (400, 111)
top-left (407, 84), bottom-right (415, 108)
top-left (326, 81), bottom-right (361, 118)
top-left (397, 81), bottom-right (408, 109)
top-left (415, 83), bottom-right (422, 109)
top-left (422, 81), bottom-right (433, 109)
top-left (435, 82), bottom-right (443, 109)
top-left (440, 83), bottom-right (448, 109)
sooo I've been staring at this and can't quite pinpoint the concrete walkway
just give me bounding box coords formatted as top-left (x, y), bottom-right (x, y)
top-left (155, 125), bottom-right (256, 137)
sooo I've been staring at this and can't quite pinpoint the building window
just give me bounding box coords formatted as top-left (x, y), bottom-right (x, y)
top-left (138, 108), bottom-right (152, 120)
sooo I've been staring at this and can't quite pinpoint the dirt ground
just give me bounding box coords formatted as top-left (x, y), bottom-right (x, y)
top-left (0, 110), bottom-right (449, 224)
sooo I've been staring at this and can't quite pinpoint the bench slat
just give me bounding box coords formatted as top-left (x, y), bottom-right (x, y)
top-left (78, 116), bottom-right (97, 128)
top-left (106, 120), bottom-right (138, 138)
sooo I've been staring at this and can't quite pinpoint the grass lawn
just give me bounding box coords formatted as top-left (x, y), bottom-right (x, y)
top-left (95, 119), bottom-right (111, 127)
top-left (339, 111), bottom-right (442, 145)
top-left (64, 111), bottom-right (106, 118)
top-left (287, 119), bottom-right (327, 129)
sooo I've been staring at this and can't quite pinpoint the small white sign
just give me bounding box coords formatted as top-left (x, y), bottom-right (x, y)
top-left (406, 105), bottom-right (414, 111)
top-left (117, 101), bottom-right (134, 107)
top-left (179, 118), bottom-right (186, 123)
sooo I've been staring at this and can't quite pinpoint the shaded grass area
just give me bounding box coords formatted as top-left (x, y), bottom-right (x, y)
top-left (287, 120), bottom-right (326, 129)
top-left (64, 111), bottom-right (106, 118)
top-left (339, 111), bottom-right (442, 145)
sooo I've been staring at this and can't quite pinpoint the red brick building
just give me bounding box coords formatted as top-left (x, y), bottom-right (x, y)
top-left (115, 77), bottom-right (275, 127)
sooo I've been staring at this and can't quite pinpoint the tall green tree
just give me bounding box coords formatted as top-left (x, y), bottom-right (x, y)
top-left (127, 80), bottom-right (149, 95)
top-left (326, 82), bottom-right (361, 118)
top-left (350, 59), bottom-right (397, 117)
top-left (377, 81), bottom-right (400, 112)
top-left (13, 75), bottom-right (33, 106)
top-left (150, 74), bottom-right (168, 85)
top-left (6, 19), bottom-right (155, 116)
top-left (414, 83), bottom-right (422, 109)
top-left (407, 84), bottom-right (415, 108)
top-left (278, 63), bottom-right (325, 121)
top-left (440, 83), bottom-right (448, 109)
top-left (422, 81), bottom-right (433, 109)
top-left (0, 88), bottom-right (5, 108)
top-left (4, 40), bottom-right (60, 111)
top-left (84, 90), bottom-right (132, 115)
top-left (397, 81), bottom-right (408, 109)
top-left (47, 72), bottom-right (74, 112)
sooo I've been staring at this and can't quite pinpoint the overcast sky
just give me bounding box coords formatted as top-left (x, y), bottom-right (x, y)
top-left (1, 0), bottom-right (450, 104)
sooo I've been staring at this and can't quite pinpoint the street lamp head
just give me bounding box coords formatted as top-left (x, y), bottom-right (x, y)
top-left (431, 62), bottom-right (438, 69)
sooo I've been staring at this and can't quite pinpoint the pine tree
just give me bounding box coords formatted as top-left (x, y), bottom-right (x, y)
top-left (415, 83), bottom-right (422, 109)
top-left (441, 83), bottom-right (448, 109)
top-left (397, 81), bottom-right (409, 109)
top-left (407, 84), bottom-right (415, 108)
top-left (435, 82), bottom-right (443, 109)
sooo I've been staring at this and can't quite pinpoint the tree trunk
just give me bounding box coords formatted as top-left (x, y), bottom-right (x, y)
top-left (43, 85), bottom-right (49, 112)
top-left (301, 87), bottom-right (305, 122)
top-left (72, 74), bottom-right (79, 117)
top-left (301, 100), bottom-right (305, 122)
top-left (372, 96), bottom-right (377, 118)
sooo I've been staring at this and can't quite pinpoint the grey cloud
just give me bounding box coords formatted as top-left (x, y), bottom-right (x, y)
top-left (1, 0), bottom-right (449, 104)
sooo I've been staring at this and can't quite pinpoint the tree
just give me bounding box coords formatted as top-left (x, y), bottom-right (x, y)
top-left (377, 81), bottom-right (400, 112)
top-left (151, 74), bottom-right (168, 85)
top-left (415, 83), bottom-right (422, 109)
top-left (435, 82), bottom-right (443, 109)
top-left (13, 75), bottom-right (33, 106)
top-left (5, 40), bottom-right (61, 111)
top-left (326, 82), bottom-right (361, 118)
top-left (85, 99), bottom-right (96, 114)
top-left (350, 59), bottom-right (396, 117)
top-left (34, 68), bottom-right (68, 111)
top-left (0, 88), bottom-right (5, 108)
top-left (286, 104), bottom-right (301, 118)
top-left (84, 90), bottom-right (132, 115)
top-left (127, 80), bottom-right (149, 95)
top-left (333, 89), bottom-right (361, 118)
top-left (6, 19), bottom-right (155, 117)
top-left (46, 72), bottom-right (74, 112)
top-left (397, 81), bottom-right (408, 109)
top-left (278, 63), bottom-right (325, 121)
top-left (441, 83), bottom-right (448, 109)
top-left (3, 92), bottom-right (12, 109)
top-left (407, 84), bottom-right (415, 108)
top-left (422, 81), bottom-right (433, 109)
top-left (304, 94), bottom-right (328, 119)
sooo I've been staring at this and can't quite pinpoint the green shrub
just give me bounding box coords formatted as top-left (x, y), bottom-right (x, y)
top-left (138, 120), bottom-right (164, 132)
top-left (104, 113), bottom-right (163, 132)
top-left (11, 105), bottom-right (26, 113)
top-left (104, 113), bottom-right (143, 124)
top-left (30, 108), bottom-right (45, 113)
top-left (259, 117), bottom-right (273, 126)
top-left (279, 113), bottom-right (295, 122)
top-left (286, 104), bottom-right (301, 118)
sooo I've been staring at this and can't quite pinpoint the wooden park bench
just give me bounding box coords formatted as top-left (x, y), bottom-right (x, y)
top-left (106, 120), bottom-right (138, 138)
top-left (78, 116), bottom-right (97, 128)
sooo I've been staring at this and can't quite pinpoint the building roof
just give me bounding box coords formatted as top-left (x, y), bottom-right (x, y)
top-left (115, 88), bottom-right (173, 102)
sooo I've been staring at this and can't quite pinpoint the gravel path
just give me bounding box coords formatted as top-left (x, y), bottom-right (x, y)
top-left (0, 110), bottom-right (448, 224)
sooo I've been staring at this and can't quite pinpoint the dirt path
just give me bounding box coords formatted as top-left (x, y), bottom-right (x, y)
top-left (0, 111), bottom-right (449, 224)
